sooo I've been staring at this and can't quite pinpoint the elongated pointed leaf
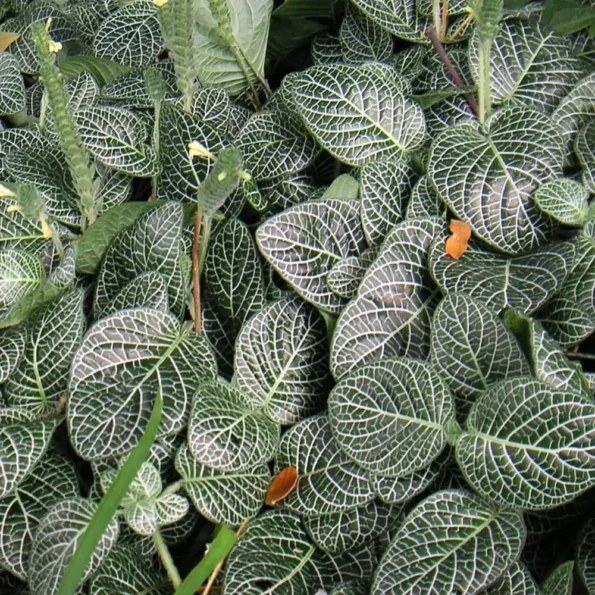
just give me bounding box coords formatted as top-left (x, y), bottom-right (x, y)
top-left (0, 195), bottom-right (48, 255)
top-left (576, 120), bottom-right (595, 193)
top-left (234, 295), bottom-right (330, 425)
top-left (542, 560), bottom-right (573, 595)
top-left (291, 62), bottom-right (425, 166)
top-left (371, 490), bottom-right (526, 594)
top-left (428, 107), bottom-right (563, 254)
top-left (534, 179), bottom-right (589, 226)
top-left (0, 250), bottom-right (44, 323)
top-left (483, 561), bottom-right (540, 595)
top-left (578, 518), bottom-right (595, 595)
top-left (456, 377), bottom-right (595, 509)
top-left (68, 307), bottom-right (217, 461)
top-left (0, 324), bottom-right (25, 383)
top-left (0, 53), bottom-right (25, 115)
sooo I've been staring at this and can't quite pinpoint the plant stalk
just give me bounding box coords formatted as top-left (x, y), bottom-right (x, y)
top-left (478, 38), bottom-right (492, 124)
top-left (192, 210), bottom-right (203, 334)
top-left (154, 530), bottom-right (182, 589)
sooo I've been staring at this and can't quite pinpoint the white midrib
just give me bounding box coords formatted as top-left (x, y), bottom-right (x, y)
top-left (262, 543), bottom-right (317, 595)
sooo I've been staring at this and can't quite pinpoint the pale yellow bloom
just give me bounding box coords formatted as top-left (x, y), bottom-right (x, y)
top-left (40, 219), bottom-right (53, 239)
top-left (188, 141), bottom-right (214, 160)
top-left (0, 184), bottom-right (16, 198)
top-left (153, 0), bottom-right (169, 6)
top-left (48, 39), bottom-right (62, 53)
top-left (6, 205), bottom-right (19, 213)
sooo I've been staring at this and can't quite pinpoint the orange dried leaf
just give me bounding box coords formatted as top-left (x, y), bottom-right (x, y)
top-left (266, 466), bottom-right (299, 506)
top-left (0, 32), bottom-right (21, 52)
top-left (445, 219), bottom-right (472, 260)
top-left (449, 219), bottom-right (472, 242)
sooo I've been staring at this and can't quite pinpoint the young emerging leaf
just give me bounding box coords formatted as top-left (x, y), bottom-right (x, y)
top-left (533, 179), bottom-right (589, 226)
top-left (542, 560), bottom-right (574, 595)
top-left (577, 518), bottom-right (595, 595)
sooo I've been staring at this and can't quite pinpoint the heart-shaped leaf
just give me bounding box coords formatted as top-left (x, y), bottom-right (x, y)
top-left (68, 307), bottom-right (217, 461)
top-left (427, 106), bottom-right (564, 254)
top-left (371, 489), bottom-right (526, 594)
top-left (533, 179), bottom-right (589, 226)
top-left (431, 293), bottom-right (530, 415)
top-left (0, 250), bottom-right (44, 323)
top-left (578, 518), bottom-right (595, 595)
top-left (291, 62), bottom-right (425, 166)
top-left (576, 120), bottom-right (595, 193)
top-left (0, 324), bottom-right (25, 383)
top-left (0, 53), bottom-right (25, 116)
top-left (275, 414), bottom-right (374, 516)
top-left (257, 198), bottom-right (367, 313)
top-left (331, 218), bottom-right (445, 379)
top-left (176, 443), bottom-right (269, 528)
top-left (329, 357), bottom-right (454, 477)
top-left (188, 380), bottom-right (280, 473)
top-left (101, 272), bottom-right (169, 318)
top-left (429, 240), bottom-right (577, 315)
top-left (482, 561), bottom-right (540, 595)
top-left (456, 377), bottom-right (595, 509)
top-left (234, 295), bottom-right (330, 425)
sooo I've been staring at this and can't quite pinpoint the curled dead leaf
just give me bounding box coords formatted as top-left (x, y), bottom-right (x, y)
top-left (265, 466), bottom-right (299, 506)
top-left (445, 219), bottom-right (472, 259)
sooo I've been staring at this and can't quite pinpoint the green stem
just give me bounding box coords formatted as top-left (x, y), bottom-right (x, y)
top-left (565, 351), bottom-right (595, 361)
top-left (154, 530), bottom-right (182, 588)
top-left (432, 0), bottom-right (442, 42)
top-left (160, 479), bottom-right (184, 498)
top-left (152, 100), bottom-right (162, 198)
top-left (477, 37), bottom-right (493, 125)
top-left (198, 215), bottom-right (212, 273)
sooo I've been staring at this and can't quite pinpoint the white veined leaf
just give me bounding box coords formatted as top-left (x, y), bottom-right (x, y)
top-left (0, 194), bottom-right (48, 255)
top-left (0, 127), bottom-right (44, 175)
top-left (256, 198), bottom-right (367, 313)
top-left (94, 202), bottom-right (188, 317)
top-left (28, 497), bottom-right (119, 595)
top-left (429, 240), bottom-right (577, 315)
top-left (576, 120), bottom-right (595, 193)
top-left (74, 106), bottom-right (159, 177)
top-left (390, 45), bottom-right (427, 83)
top-left (360, 155), bottom-right (416, 246)
top-left (0, 450), bottom-right (79, 580)
top-left (234, 295), bottom-right (330, 425)
top-left (304, 500), bottom-right (399, 554)
top-left (275, 414), bottom-right (374, 516)
top-left (291, 62), bottom-right (426, 166)
top-left (0, 249), bottom-right (45, 323)
top-left (228, 102), bottom-right (252, 138)
top-left (48, 244), bottom-right (76, 290)
top-left (236, 111), bottom-right (318, 181)
top-left (258, 172), bottom-right (317, 213)
top-left (339, 3), bottom-right (393, 64)
top-left (4, 288), bottom-right (85, 413)
top-left (371, 489), bottom-right (526, 594)
top-left (96, 165), bottom-right (133, 213)
top-left (189, 87), bottom-right (232, 134)
top-left (327, 248), bottom-right (378, 301)
top-left (157, 103), bottom-right (226, 203)
top-left (329, 357), bottom-right (454, 477)
top-left (552, 72), bottom-right (595, 162)
top-left (188, 380), bottom-right (280, 473)
top-left (542, 560), bottom-right (573, 595)
top-left (468, 21), bottom-right (586, 114)
top-left (0, 324), bottom-right (25, 383)
top-left (405, 175), bottom-right (447, 220)
top-left (311, 33), bottom-right (343, 65)
top-left (68, 307), bottom-right (217, 461)
top-left (351, 0), bottom-right (430, 42)
top-left (89, 545), bottom-right (169, 595)
top-left (222, 510), bottom-right (327, 594)
top-left (0, 408), bottom-right (59, 499)
top-left (481, 561), bottom-right (540, 595)
top-left (320, 544), bottom-right (377, 589)
top-left (175, 443), bottom-right (269, 528)
top-left (329, 580), bottom-right (368, 595)
top-left (94, 2), bottom-right (164, 68)
top-left (431, 293), bottom-right (531, 415)
top-left (101, 272), bottom-right (169, 318)
top-left (192, 0), bottom-right (273, 96)
top-left (533, 178), bottom-right (589, 226)
top-left (330, 218), bottom-right (445, 380)
top-left (416, 0), bottom-right (467, 16)
top-left (456, 377), bottom-right (595, 510)
top-left (578, 518), bottom-right (595, 595)
top-left (0, 53), bottom-right (25, 115)
top-left (428, 106), bottom-right (564, 254)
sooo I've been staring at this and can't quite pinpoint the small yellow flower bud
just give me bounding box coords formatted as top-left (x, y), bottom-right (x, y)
top-left (188, 141), bottom-right (215, 160)
top-left (0, 184), bottom-right (16, 198)
top-left (6, 205), bottom-right (19, 213)
top-left (217, 172), bottom-right (227, 182)
top-left (40, 219), bottom-right (53, 239)
top-left (153, 0), bottom-right (169, 6)
top-left (48, 39), bottom-right (62, 54)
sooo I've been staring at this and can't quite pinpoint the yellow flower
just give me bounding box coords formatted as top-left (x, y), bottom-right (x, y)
top-left (0, 184), bottom-right (16, 198)
top-left (48, 39), bottom-right (62, 54)
top-left (188, 141), bottom-right (214, 160)
top-left (153, 0), bottom-right (169, 6)
top-left (40, 219), bottom-right (53, 239)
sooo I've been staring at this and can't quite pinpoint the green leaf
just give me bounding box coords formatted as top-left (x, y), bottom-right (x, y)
top-left (431, 293), bottom-right (531, 416)
top-left (234, 295), bottom-right (330, 425)
top-left (468, 20), bottom-right (586, 113)
top-left (545, 3), bottom-right (595, 35)
top-left (327, 249), bottom-right (378, 300)
top-left (58, 55), bottom-right (131, 87)
top-left (360, 155), bottom-right (416, 246)
top-left (429, 240), bottom-right (577, 315)
top-left (428, 106), bottom-right (564, 254)
top-left (456, 377), bottom-right (595, 509)
top-left (578, 518), bottom-right (595, 595)
top-left (68, 307), bottom-right (216, 460)
top-left (29, 498), bottom-right (119, 595)
top-left (311, 33), bottom-right (343, 64)
top-left (0, 53), bottom-right (25, 115)
top-left (258, 172), bottom-right (316, 213)
top-left (291, 62), bottom-right (426, 166)
top-left (542, 560), bottom-right (573, 595)
top-left (405, 176), bottom-right (447, 220)
top-left (236, 111), bottom-right (318, 181)
top-left (94, 202), bottom-right (188, 318)
top-left (322, 174), bottom-right (360, 200)
top-left (73, 106), bottom-right (159, 177)
top-left (0, 450), bottom-right (79, 580)
top-left (4, 288), bottom-right (85, 413)
top-left (534, 178), bottom-right (589, 226)
top-left (576, 120), bottom-right (595, 193)
top-left (93, 2), bottom-right (164, 68)
top-left (371, 490), bottom-right (526, 594)
top-left (0, 324), bottom-right (25, 383)
top-left (101, 272), bottom-right (169, 318)
top-left (330, 218), bottom-right (445, 380)
top-left (256, 198), bottom-right (367, 313)
top-left (176, 443), bottom-right (269, 528)
top-left (0, 194), bottom-right (48, 254)
top-left (275, 414), bottom-right (374, 516)
top-left (188, 380), bottom-right (280, 472)
top-left (329, 357), bottom-right (454, 477)
top-left (192, 0), bottom-right (273, 96)
top-left (75, 201), bottom-right (162, 275)
top-left (482, 561), bottom-right (540, 595)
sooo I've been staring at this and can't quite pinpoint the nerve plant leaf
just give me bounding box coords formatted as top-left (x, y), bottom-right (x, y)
top-left (0, 194), bottom-right (48, 255)
top-left (371, 490), bottom-right (526, 594)
top-left (482, 560), bottom-right (540, 595)
top-left (533, 179), bottom-right (589, 226)
top-left (0, 324), bottom-right (25, 383)
top-left (455, 377), bottom-right (595, 509)
top-left (101, 272), bottom-right (169, 317)
top-left (68, 307), bottom-right (217, 461)
top-left (542, 560), bottom-right (574, 595)
top-left (329, 357), bottom-right (454, 477)
top-left (327, 249), bottom-right (378, 301)
top-left (0, 53), bottom-right (25, 115)
top-left (234, 295), bottom-right (330, 425)
top-left (291, 62), bottom-right (426, 166)
top-left (576, 120), bottom-right (595, 194)
top-left (577, 518), bottom-right (595, 595)
top-left (256, 198), bottom-right (367, 313)
top-left (427, 106), bottom-right (564, 254)
top-left (28, 498), bottom-right (119, 595)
